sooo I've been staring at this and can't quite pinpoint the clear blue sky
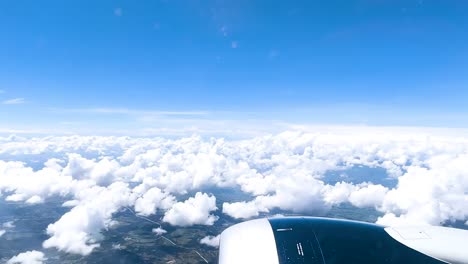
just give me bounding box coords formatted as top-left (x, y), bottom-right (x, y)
top-left (1, 0), bottom-right (468, 135)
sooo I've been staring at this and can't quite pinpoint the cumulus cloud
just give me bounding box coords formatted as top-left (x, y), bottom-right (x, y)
top-left (223, 201), bottom-right (264, 219)
top-left (134, 187), bottom-right (176, 216)
top-left (0, 128), bottom-right (468, 256)
top-left (62, 154), bottom-right (121, 186)
top-left (224, 177), bottom-right (330, 219)
top-left (43, 182), bottom-right (136, 255)
top-left (163, 192), bottom-right (218, 226)
top-left (7, 250), bottom-right (46, 264)
top-left (323, 182), bottom-right (358, 204)
top-left (200, 235), bottom-right (220, 248)
top-left (152, 227), bottom-right (167, 235)
top-left (0, 159), bottom-right (73, 203)
top-left (377, 153), bottom-right (468, 226)
top-left (349, 184), bottom-right (389, 208)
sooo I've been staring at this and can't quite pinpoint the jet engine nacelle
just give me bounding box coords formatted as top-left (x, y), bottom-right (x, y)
top-left (218, 217), bottom-right (468, 264)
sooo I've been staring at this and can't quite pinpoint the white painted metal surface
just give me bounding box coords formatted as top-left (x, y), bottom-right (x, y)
top-left (218, 219), bottom-right (280, 264)
top-left (385, 226), bottom-right (468, 264)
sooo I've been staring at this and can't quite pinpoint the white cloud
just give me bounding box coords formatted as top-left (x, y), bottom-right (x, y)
top-left (163, 192), bottom-right (218, 226)
top-left (2, 98), bottom-right (25, 105)
top-left (26, 195), bottom-right (43, 204)
top-left (43, 182), bottom-right (136, 255)
top-left (0, 229), bottom-right (5, 237)
top-left (0, 159), bottom-right (74, 203)
top-left (223, 201), bottom-right (264, 219)
top-left (7, 250), bottom-right (46, 264)
top-left (3, 221), bottom-right (15, 228)
top-left (62, 154), bottom-right (121, 186)
top-left (200, 235), bottom-right (220, 248)
top-left (323, 182), bottom-right (358, 204)
top-left (152, 227), bottom-right (167, 235)
top-left (62, 200), bottom-right (80, 207)
top-left (134, 187), bottom-right (175, 216)
top-left (224, 176), bottom-right (330, 219)
top-left (112, 243), bottom-right (123, 250)
top-left (377, 154), bottom-right (468, 226)
top-left (349, 184), bottom-right (389, 208)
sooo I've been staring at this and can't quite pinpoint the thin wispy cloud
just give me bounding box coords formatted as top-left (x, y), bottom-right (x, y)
top-left (53, 107), bottom-right (210, 116)
top-left (268, 49), bottom-right (279, 59)
top-left (0, 90), bottom-right (5, 94)
top-left (153, 23), bottom-right (160, 30)
top-left (220, 26), bottom-right (228, 37)
top-left (231, 41), bottom-right (238, 49)
top-left (2, 98), bottom-right (25, 105)
top-left (114, 8), bottom-right (122, 17)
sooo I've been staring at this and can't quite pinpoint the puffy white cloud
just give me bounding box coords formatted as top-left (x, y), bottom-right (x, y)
top-left (223, 177), bottom-right (329, 219)
top-left (26, 195), bottom-right (43, 204)
top-left (0, 159), bottom-right (73, 203)
top-left (200, 235), bottom-right (220, 248)
top-left (0, 229), bottom-right (5, 237)
top-left (163, 192), bottom-right (218, 226)
top-left (7, 250), bottom-right (46, 264)
top-left (134, 187), bottom-right (176, 216)
top-left (223, 201), bottom-right (264, 219)
top-left (152, 227), bottom-right (167, 235)
top-left (349, 184), bottom-right (389, 208)
top-left (323, 182), bottom-right (358, 204)
top-left (377, 153), bottom-right (468, 226)
top-left (62, 154), bottom-right (121, 186)
top-left (43, 182), bottom-right (136, 255)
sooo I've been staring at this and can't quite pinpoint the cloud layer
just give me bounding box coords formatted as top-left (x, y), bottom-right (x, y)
top-left (7, 250), bottom-right (46, 264)
top-left (1, 128), bottom-right (468, 256)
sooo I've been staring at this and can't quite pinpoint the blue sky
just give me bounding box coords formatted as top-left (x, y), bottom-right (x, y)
top-left (1, 0), bottom-right (468, 135)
